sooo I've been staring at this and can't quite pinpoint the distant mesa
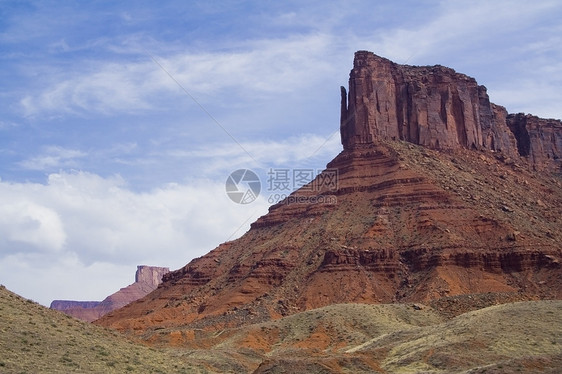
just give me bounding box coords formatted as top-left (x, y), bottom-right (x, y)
top-left (50, 265), bottom-right (169, 322)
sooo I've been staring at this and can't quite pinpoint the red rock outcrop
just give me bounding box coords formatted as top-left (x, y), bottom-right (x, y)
top-left (97, 142), bottom-right (561, 338)
top-left (51, 265), bottom-right (169, 322)
top-left (96, 52), bottom-right (561, 343)
top-left (341, 51), bottom-right (561, 172)
top-left (507, 113), bottom-right (562, 171)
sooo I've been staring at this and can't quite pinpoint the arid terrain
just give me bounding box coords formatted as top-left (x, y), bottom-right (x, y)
top-left (2, 285), bottom-right (561, 373)
top-left (95, 51), bottom-right (561, 372)
top-left (0, 285), bottom-right (198, 373)
top-left (96, 138), bottom-right (561, 337)
top-left (2, 51), bottom-right (561, 373)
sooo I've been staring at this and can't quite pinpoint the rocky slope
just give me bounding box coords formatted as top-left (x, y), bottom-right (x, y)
top-left (4, 284), bottom-right (560, 373)
top-left (96, 51), bottom-right (561, 349)
top-left (0, 285), bottom-right (208, 373)
top-left (51, 265), bottom-right (169, 322)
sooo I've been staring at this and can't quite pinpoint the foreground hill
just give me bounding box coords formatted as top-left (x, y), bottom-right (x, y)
top-left (212, 301), bottom-right (562, 373)
top-left (0, 285), bottom-right (207, 373)
top-left (2, 285), bottom-right (560, 373)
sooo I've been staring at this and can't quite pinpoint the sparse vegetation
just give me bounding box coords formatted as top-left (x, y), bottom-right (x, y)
top-left (0, 285), bottom-right (561, 373)
top-left (0, 286), bottom-right (207, 373)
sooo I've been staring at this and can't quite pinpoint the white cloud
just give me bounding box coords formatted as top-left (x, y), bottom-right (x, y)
top-left (19, 32), bottom-right (337, 117)
top-left (158, 133), bottom-right (342, 181)
top-left (0, 131), bottom-right (340, 305)
top-left (0, 254), bottom-right (135, 305)
top-left (18, 146), bottom-right (87, 170)
top-left (0, 201), bottom-right (66, 253)
top-left (363, 0), bottom-right (560, 63)
top-left (10, 1), bottom-right (562, 121)
top-left (490, 80), bottom-right (562, 120)
top-left (0, 171), bottom-right (270, 305)
top-left (20, 61), bottom-right (164, 116)
top-left (179, 132), bottom-right (340, 161)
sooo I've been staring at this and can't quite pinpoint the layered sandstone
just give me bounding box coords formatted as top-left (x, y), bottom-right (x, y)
top-left (97, 142), bottom-right (561, 338)
top-left (507, 113), bottom-right (562, 171)
top-left (96, 52), bottom-right (561, 344)
top-left (51, 265), bottom-right (169, 321)
top-left (341, 51), bottom-right (561, 172)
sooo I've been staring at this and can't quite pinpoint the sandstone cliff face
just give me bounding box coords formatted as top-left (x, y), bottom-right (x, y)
top-left (96, 52), bottom-right (561, 343)
top-left (507, 113), bottom-right (562, 171)
top-left (135, 265), bottom-right (168, 287)
top-left (51, 265), bottom-right (169, 322)
top-left (97, 141), bottom-right (561, 337)
top-left (341, 51), bottom-right (561, 172)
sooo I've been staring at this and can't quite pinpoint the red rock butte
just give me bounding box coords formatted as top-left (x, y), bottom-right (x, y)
top-left (341, 51), bottom-right (561, 172)
top-left (51, 265), bottom-right (169, 322)
top-left (96, 52), bottom-right (561, 345)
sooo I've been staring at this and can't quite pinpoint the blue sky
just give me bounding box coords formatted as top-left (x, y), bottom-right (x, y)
top-left (1, 0), bottom-right (561, 306)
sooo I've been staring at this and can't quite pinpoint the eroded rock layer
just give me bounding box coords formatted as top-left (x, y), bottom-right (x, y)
top-left (341, 51), bottom-right (561, 172)
top-left (97, 141), bottom-right (561, 340)
top-left (96, 52), bottom-right (561, 345)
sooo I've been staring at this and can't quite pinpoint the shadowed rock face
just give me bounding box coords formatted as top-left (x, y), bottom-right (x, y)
top-left (507, 113), bottom-right (562, 171)
top-left (95, 52), bottom-right (561, 343)
top-left (51, 265), bottom-right (169, 322)
top-left (341, 51), bottom-right (561, 172)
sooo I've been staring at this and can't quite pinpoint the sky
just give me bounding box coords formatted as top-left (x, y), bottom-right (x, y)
top-left (1, 0), bottom-right (561, 306)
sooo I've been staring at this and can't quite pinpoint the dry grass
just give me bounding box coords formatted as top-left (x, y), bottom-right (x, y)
top-left (0, 285), bottom-right (209, 374)
top-left (376, 301), bottom-right (562, 373)
top-left (218, 301), bottom-right (562, 373)
top-left (1, 284), bottom-right (560, 373)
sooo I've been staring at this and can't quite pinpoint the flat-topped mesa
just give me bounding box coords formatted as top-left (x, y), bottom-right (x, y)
top-left (135, 265), bottom-right (169, 287)
top-left (341, 51), bottom-right (561, 171)
top-left (50, 265), bottom-right (169, 322)
top-left (340, 51), bottom-right (517, 153)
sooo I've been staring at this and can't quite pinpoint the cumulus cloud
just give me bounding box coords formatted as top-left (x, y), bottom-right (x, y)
top-left (0, 254), bottom-right (136, 306)
top-left (0, 171), bottom-right (270, 305)
top-left (0, 201), bottom-right (66, 253)
top-left (0, 130), bottom-right (340, 305)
